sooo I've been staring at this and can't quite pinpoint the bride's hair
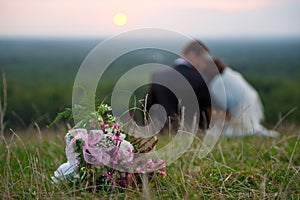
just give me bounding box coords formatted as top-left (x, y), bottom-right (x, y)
top-left (204, 57), bottom-right (226, 82)
top-left (182, 40), bottom-right (210, 56)
top-left (212, 57), bottom-right (226, 74)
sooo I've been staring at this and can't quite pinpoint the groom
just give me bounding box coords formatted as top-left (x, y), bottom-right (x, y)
top-left (146, 40), bottom-right (211, 131)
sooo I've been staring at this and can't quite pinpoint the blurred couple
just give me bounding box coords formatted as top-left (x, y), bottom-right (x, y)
top-left (146, 40), bottom-right (279, 137)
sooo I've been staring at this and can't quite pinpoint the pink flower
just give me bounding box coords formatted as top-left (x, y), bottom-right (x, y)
top-left (147, 159), bottom-right (155, 171)
top-left (110, 158), bottom-right (118, 165)
top-left (136, 167), bottom-right (145, 174)
top-left (104, 172), bottom-right (112, 179)
top-left (81, 130), bottom-right (114, 165)
top-left (89, 119), bottom-right (95, 127)
top-left (157, 160), bottom-right (166, 168)
top-left (114, 136), bottom-right (123, 142)
top-left (158, 170), bottom-right (167, 177)
top-left (113, 122), bottom-right (119, 130)
top-left (157, 160), bottom-right (165, 165)
top-left (99, 122), bottom-right (105, 128)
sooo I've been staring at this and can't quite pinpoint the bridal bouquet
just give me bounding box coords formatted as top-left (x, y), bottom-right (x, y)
top-left (51, 103), bottom-right (166, 189)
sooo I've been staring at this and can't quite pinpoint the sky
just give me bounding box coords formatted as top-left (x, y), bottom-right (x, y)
top-left (1, 0), bottom-right (300, 38)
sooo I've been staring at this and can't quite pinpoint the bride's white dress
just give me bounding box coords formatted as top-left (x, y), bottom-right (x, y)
top-left (209, 67), bottom-right (279, 137)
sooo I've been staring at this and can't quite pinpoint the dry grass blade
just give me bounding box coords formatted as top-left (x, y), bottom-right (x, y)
top-left (0, 71), bottom-right (7, 138)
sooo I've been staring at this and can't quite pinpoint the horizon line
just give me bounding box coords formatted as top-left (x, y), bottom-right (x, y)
top-left (1, 35), bottom-right (300, 41)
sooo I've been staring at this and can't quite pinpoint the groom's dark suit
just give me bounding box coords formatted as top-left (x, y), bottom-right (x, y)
top-left (146, 60), bottom-right (211, 130)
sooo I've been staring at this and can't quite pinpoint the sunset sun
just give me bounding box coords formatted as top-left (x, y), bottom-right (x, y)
top-left (113, 13), bottom-right (127, 26)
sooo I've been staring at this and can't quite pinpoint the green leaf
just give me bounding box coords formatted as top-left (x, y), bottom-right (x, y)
top-left (47, 107), bottom-right (73, 128)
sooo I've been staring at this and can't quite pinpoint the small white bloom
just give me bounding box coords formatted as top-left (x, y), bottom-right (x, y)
top-left (119, 133), bottom-right (126, 140)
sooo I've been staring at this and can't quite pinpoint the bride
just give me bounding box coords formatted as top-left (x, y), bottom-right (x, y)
top-left (207, 57), bottom-right (279, 137)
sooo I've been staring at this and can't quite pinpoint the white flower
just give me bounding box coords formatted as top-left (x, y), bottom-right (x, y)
top-left (119, 133), bottom-right (126, 140)
top-left (119, 140), bottom-right (134, 163)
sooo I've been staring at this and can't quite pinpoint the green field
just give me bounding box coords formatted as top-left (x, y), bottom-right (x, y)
top-left (1, 38), bottom-right (300, 128)
top-left (1, 124), bottom-right (299, 199)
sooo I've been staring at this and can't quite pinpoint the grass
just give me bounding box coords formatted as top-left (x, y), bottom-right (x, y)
top-left (0, 124), bottom-right (299, 199)
top-left (0, 71), bottom-right (7, 138)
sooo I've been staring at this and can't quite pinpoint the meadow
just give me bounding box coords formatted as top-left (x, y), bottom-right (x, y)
top-left (0, 124), bottom-right (299, 199)
top-left (0, 38), bottom-right (300, 199)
